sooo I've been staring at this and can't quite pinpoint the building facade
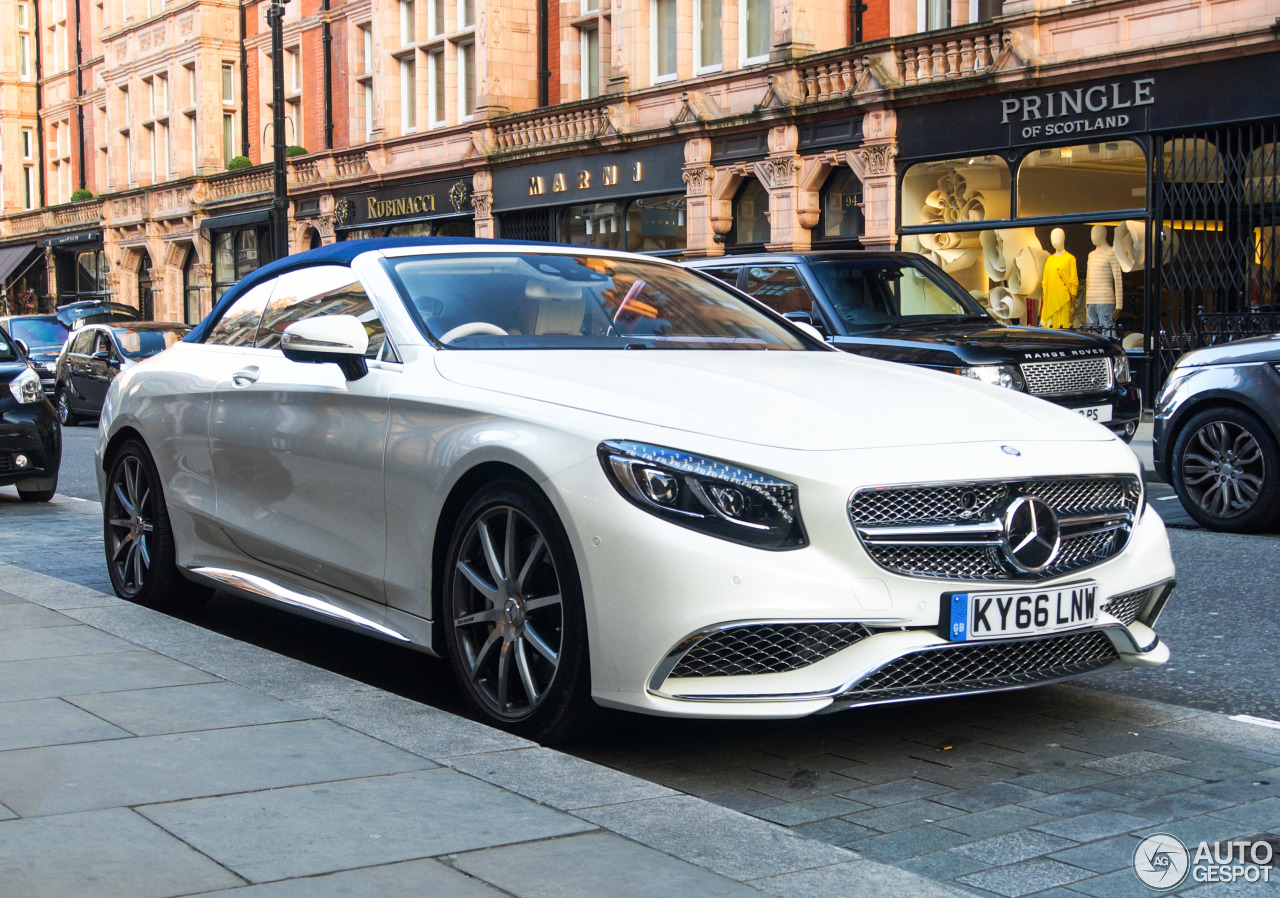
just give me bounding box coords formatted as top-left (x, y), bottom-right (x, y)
top-left (0, 0), bottom-right (1276, 393)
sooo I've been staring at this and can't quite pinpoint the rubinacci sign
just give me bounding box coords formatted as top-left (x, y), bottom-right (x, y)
top-left (1001, 78), bottom-right (1156, 141)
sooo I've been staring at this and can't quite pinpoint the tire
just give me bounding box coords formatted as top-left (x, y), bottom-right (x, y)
top-left (17, 482), bottom-right (56, 502)
top-left (442, 479), bottom-right (593, 744)
top-left (103, 439), bottom-right (214, 610)
top-left (1171, 406), bottom-right (1280, 533)
top-left (56, 387), bottom-right (78, 426)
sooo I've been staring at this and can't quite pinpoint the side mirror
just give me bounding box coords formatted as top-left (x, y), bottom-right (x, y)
top-left (784, 310), bottom-right (829, 342)
top-left (91, 350), bottom-right (113, 362)
top-left (15, 339), bottom-right (29, 355)
top-left (281, 315), bottom-right (369, 381)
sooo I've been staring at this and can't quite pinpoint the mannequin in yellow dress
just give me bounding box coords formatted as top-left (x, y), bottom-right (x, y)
top-left (1039, 228), bottom-right (1078, 329)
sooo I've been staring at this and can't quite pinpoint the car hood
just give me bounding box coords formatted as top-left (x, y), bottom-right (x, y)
top-left (844, 321), bottom-right (1116, 364)
top-left (1176, 333), bottom-right (1280, 368)
top-left (433, 350), bottom-right (1114, 451)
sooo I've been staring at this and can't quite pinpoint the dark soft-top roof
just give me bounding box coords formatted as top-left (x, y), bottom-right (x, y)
top-left (185, 236), bottom-right (565, 343)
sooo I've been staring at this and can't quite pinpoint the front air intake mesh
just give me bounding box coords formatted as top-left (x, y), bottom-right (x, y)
top-left (670, 622), bottom-right (873, 678)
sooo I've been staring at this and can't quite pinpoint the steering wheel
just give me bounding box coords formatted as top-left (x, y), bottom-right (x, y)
top-left (438, 322), bottom-right (509, 344)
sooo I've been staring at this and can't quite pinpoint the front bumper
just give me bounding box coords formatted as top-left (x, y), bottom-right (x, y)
top-left (1050, 382), bottom-right (1142, 438)
top-left (0, 397), bottom-right (61, 488)
top-left (546, 440), bottom-right (1175, 719)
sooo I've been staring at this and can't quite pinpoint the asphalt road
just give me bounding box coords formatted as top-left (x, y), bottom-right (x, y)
top-left (43, 418), bottom-right (1280, 722)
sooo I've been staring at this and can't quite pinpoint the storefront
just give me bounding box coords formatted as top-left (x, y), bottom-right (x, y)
top-left (0, 243), bottom-right (46, 315)
top-left (200, 209), bottom-right (274, 303)
top-left (45, 230), bottom-right (108, 308)
top-left (332, 176), bottom-right (476, 241)
top-left (895, 52), bottom-right (1280, 394)
top-left (491, 144), bottom-right (688, 255)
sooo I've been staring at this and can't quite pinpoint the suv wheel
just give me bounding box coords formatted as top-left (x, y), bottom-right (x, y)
top-left (1172, 406), bottom-right (1280, 532)
top-left (56, 387), bottom-right (78, 426)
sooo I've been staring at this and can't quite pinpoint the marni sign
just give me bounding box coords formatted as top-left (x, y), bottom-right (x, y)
top-left (492, 143), bottom-right (686, 212)
top-left (1001, 78), bottom-right (1156, 141)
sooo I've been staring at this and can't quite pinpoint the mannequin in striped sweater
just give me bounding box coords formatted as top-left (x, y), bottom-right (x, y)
top-left (1085, 225), bottom-right (1124, 336)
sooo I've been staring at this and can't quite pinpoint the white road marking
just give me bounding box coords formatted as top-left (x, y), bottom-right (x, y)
top-left (1229, 714), bottom-right (1280, 730)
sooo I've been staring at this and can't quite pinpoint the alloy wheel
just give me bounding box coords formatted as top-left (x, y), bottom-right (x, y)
top-left (450, 505), bottom-right (564, 720)
top-left (57, 390), bottom-right (74, 426)
top-left (1180, 419), bottom-right (1266, 519)
top-left (105, 453), bottom-right (156, 598)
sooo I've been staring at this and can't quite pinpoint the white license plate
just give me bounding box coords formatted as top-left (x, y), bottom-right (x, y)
top-left (1074, 404), bottom-right (1113, 423)
top-left (945, 582), bottom-right (1099, 642)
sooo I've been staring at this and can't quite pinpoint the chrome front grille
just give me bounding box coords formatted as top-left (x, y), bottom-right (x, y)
top-left (669, 622), bottom-right (873, 678)
top-left (1021, 358), bottom-right (1113, 396)
top-left (835, 631), bottom-right (1120, 703)
top-left (851, 477), bottom-right (1140, 582)
top-left (1102, 589), bottom-right (1150, 626)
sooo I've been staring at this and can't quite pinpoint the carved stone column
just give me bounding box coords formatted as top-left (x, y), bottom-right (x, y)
top-left (849, 108), bottom-right (899, 250)
top-left (757, 125), bottom-right (810, 252)
top-left (42, 248), bottom-right (57, 312)
top-left (191, 261), bottom-right (214, 321)
top-left (681, 138), bottom-right (720, 259)
top-left (471, 169), bottom-right (494, 239)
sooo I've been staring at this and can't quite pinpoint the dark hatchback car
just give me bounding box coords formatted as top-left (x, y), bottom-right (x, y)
top-left (684, 252), bottom-right (1141, 441)
top-left (54, 321), bottom-right (189, 425)
top-left (1153, 334), bottom-right (1280, 532)
top-left (0, 325), bottom-right (61, 502)
top-left (0, 314), bottom-right (70, 397)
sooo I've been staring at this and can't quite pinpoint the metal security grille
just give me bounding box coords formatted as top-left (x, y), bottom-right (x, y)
top-left (835, 631), bottom-right (1120, 703)
top-left (1147, 120), bottom-right (1280, 391)
top-left (670, 623), bottom-right (873, 677)
top-left (1021, 358), bottom-right (1113, 397)
top-left (497, 209), bottom-right (552, 242)
top-left (1102, 589), bottom-right (1150, 626)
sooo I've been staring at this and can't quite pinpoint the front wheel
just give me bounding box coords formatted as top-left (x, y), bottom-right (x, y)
top-left (56, 387), bottom-right (78, 426)
top-left (1172, 407), bottom-right (1280, 533)
top-left (442, 480), bottom-right (593, 744)
top-left (103, 440), bottom-right (213, 609)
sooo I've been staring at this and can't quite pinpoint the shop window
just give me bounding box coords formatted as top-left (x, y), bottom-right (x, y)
top-left (625, 195), bottom-right (687, 254)
top-left (562, 202), bottom-right (623, 250)
top-left (732, 180), bottom-right (771, 246)
top-left (386, 221), bottom-right (434, 237)
top-left (183, 248), bottom-right (202, 324)
top-left (212, 227), bottom-right (270, 300)
top-left (1245, 142), bottom-right (1279, 203)
top-left (435, 218), bottom-right (476, 237)
top-left (1017, 140), bottom-right (1146, 218)
top-left (902, 156), bottom-right (1010, 228)
top-left (1162, 138), bottom-right (1223, 184)
top-left (742, 266), bottom-right (811, 315)
top-left (76, 250), bottom-right (107, 294)
top-left (820, 169), bottom-right (863, 240)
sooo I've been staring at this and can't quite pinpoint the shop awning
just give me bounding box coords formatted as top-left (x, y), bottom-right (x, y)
top-left (0, 244), bottom-right (38, 284)
top-left (200, 209), bottom-right (271, 231)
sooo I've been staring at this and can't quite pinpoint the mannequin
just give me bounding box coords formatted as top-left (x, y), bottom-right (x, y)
top-left (1085, 225), bottom-right (1124, 335)
top-left (1039, 228), bottom-right (1077, 330)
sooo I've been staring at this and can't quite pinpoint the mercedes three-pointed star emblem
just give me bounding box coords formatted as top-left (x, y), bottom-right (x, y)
top-left (1000, 496), bottom-right (1061, 573)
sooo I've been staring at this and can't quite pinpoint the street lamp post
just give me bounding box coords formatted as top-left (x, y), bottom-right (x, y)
top-left (266, 0), bottom-right (290, 262)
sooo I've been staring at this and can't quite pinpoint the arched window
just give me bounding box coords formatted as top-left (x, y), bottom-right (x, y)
top-left (902, 155), bottom-right (1011, 228)
top-left (820, 169), bottom-right (864, 241)
top-left (732, 179), bottom-right (770, 246)
top-left (1017, 140), bottom-right (1146, 217)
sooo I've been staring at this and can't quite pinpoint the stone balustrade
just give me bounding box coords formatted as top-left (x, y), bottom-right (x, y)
top-left (51, 200), bottom-right (104, 227)
top-left (332, 152), bottom-right (371, 179)
top-left (897, 31), bottom-right (1004, 85)
top-left (290, 159), bottom-right (321, 187)
top-left (492, 104), bottom-right (612, 152)
top-left (206, 169), bottom-right (273, 201)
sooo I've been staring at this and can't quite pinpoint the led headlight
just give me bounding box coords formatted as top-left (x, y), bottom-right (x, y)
top-left (956, 364), bottom-right (1024, 391)
top-left (598, 441), bottom-right (807, 550)
top-left (8, 367), bottom-right (43, 404)
top-left (1112, 354), bottom-right (1131, 384)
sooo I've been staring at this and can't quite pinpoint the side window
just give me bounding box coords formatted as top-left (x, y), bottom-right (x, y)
top-left (741, 266), bottom-right (813, 316)
top-left (70, 330), bottom-right (95, 354)
top-left (94, 331), bottom-right (114, 356)
top-left (205, 279), bottom-right (277, 346)
top-left (699, 267), bottom-right (741, 287)
top-left (256, 265), bottom-right (387, 360)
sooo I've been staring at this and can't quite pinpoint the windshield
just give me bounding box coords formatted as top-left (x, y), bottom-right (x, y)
top-left (807, 258), bottom-right (990, 329)
top-left (113, 327), bottom-right (188, 360)
top-left (383, 252), bottom-right (811, 350)
top-left (9, 318), bottom-right (70, 351)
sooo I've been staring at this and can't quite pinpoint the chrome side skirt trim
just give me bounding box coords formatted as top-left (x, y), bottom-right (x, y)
top-left (189, 566), bottom-right (411, 643)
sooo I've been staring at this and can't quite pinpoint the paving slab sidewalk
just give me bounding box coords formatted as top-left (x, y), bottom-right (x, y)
top-left (0, 561), bottom-right (964, 898)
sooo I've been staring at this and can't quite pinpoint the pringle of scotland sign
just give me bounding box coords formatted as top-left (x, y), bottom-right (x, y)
top-left (1001, 78), bottom-right (1155, 142)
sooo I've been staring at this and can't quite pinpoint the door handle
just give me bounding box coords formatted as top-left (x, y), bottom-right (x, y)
top-left (231, 366), bottom-right (260, 387)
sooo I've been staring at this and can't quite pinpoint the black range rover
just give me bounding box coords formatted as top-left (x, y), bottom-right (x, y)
top-left (0, 325), bottom-right (61, 502)
top-left (684, 251), bottom-right (1141, 441)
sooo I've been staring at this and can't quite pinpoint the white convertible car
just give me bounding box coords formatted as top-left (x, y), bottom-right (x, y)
top-left (96, 238), bottom-right (1175, 743)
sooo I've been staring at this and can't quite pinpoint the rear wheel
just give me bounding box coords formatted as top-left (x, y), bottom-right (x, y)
top-left (442, 480), bottom-right (592, 744)
top-left (56, 387), bottom-right (78, 426)
top-left (103, 440), bottom-right (213, 609)
top-left (1172, 406), bottom-right (1280, 532)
